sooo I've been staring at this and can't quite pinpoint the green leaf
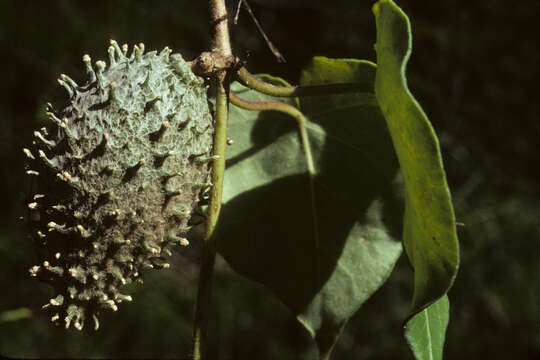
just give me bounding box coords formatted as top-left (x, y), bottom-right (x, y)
top-left (219, 61), bottom-right (403, 359)
top-left (404, 296), bottom-right (450, 360)
top-left (372, 0), bottom-right (459, 357)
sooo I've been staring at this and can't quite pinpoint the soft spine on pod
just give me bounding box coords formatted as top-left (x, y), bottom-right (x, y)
top-left (24, 40), bottom-right (214, 331)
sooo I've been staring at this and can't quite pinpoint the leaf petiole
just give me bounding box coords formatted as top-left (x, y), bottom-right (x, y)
top-left (229, 91), bottom-right (321, 285)
top-left (236, 66), bottom-right (371, 98)
top-left (229, 91), bottom-right (315, 174)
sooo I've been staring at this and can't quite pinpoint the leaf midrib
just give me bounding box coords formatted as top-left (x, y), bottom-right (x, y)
top-left (425, 308), bottom-right (433, 360)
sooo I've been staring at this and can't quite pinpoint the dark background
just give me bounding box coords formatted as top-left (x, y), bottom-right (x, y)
top-left (1, 0), bottom-right (539, 358)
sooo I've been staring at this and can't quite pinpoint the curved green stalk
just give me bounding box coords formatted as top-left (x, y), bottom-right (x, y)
top-left (206, 85), bottom-right (228, 239)
top-left (236, 66), bottom-right (370, 98)
top-left (192, 82), bottom-right (228, 360)
top-left (229, 91), bottom-right (320, 281)
top-left (192, 0), bottom-right (232, 358)
top-left (229, 92), bottom-right (314, 174)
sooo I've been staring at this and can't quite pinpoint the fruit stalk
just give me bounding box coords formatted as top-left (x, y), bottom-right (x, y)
top-left (191, 1), bottom-right (232, 359)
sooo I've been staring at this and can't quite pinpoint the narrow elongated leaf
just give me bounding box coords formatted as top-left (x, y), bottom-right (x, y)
top-left (404, 296), bottom-right (450, 360)
top-left (372, 0), bottom-right (459, 358)
top-left (219, 63), bottom-right (403, 358)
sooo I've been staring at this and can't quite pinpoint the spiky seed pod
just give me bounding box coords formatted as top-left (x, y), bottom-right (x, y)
top-left (25, 41), bottom-right (214, 330)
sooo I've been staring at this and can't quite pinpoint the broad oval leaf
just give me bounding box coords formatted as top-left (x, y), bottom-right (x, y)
top-left (218, 62), bottom-right (403, 359)
top-left (373, 0), bottom-right (459, 358)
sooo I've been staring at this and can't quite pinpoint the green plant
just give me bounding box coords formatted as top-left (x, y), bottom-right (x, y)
top-left (23, 0), bottom-right (458, 359)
